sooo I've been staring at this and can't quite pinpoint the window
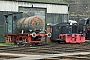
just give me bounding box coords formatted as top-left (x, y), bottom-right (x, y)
top-left (61, 26), bottom-right (67, 34)
top-left (56, 26), bottom-right (60, 31)
top-left (63, 14), bottom-right (68, 22)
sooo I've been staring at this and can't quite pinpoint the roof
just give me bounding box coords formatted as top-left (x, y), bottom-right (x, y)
top-left (2, 0), bottom-right (68, 5)
top-left (18, 0), bottom-right (68, 5)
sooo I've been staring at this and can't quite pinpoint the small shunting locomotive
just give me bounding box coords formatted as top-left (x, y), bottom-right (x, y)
top-left (50, 20), bottom-right (86, 43)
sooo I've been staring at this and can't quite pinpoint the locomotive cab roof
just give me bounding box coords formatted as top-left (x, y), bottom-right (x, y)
top-left (50, 22), bottom-right (77, 27)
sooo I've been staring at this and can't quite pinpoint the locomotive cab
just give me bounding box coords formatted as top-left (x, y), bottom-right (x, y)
top-left (50, 22), bottom-right (85, 43)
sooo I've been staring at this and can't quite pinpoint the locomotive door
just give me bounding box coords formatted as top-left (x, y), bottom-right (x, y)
top-left (50, 25), bottom-right (60, 41)
top-left (4, 14), bottom-right (13, 34)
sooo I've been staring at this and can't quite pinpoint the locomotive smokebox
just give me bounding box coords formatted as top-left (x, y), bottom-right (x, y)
top-left (16, 16), bottom-right (44, 33)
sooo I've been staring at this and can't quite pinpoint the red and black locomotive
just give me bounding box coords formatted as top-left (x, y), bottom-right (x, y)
top-left (50, 21), bottom-right (86, 43)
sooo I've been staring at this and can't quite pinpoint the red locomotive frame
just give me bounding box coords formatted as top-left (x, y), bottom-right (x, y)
top-left (59, 34), bottom-right (85, 43)
top-left (4, 33), bottom-right (50, 45)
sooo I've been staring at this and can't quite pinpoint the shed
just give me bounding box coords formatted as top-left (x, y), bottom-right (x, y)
top-left (0, 0), bottom-right (69, 43)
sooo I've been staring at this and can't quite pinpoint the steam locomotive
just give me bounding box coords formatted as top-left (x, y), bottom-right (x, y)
top-left (50, 20), bottom-right (86, 43)
top-left (3, 12), bottom-right (50, 45)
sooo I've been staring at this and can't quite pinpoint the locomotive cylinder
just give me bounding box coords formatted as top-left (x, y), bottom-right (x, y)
top-left (16, 16), bottom-right (44, 33)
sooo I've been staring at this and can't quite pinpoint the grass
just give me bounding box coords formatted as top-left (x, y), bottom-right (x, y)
top-left (0, 43), bottom-right (14, 46)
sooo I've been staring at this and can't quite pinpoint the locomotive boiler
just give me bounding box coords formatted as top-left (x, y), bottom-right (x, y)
top-left (3, 13), bottom-right (50, 45)
top-left (16, 16), bottom-right (44, 33)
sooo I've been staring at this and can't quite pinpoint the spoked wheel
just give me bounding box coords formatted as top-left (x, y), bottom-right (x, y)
top-left (14, 39), bottom-right (17, 45)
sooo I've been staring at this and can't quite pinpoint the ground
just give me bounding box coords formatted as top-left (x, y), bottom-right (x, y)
top-left (0, 41), bottom-right (89, 60)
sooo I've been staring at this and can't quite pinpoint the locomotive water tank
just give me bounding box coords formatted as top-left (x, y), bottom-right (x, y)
top-left (16, 16), bottom-right (44, 33)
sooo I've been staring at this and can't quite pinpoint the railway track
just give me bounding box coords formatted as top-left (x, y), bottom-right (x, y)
top-left (0, 42), bottom-right (89, 60)
top-left (0, 42), bottom-right (89, 55)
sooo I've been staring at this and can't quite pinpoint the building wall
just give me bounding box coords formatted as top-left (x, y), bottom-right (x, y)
top-left (0, 1), bottom-right (69, 24)
top-left (0, 1), bottom-right (68, 14)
